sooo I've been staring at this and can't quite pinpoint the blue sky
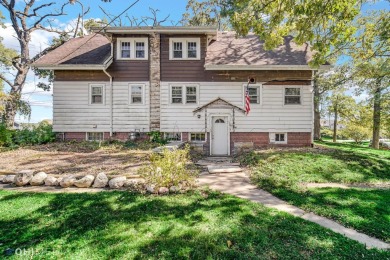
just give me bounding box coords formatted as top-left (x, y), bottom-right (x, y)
top-left (0, 0), bottom-right (388, 123)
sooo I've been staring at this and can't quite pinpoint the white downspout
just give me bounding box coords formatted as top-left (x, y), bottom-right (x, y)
top-left (103, 40), bottom-right (114, 137)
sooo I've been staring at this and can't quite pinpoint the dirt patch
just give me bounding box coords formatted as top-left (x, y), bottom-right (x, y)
top-left (0, 143), bottom-right (151, 177)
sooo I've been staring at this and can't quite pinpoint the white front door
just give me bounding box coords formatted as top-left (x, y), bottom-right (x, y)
top-left (211, 116), bottom-right (229, 155)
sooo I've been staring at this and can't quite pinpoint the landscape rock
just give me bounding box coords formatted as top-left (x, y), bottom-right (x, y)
top-left (0, 175), bottom-right (4, 183)
top-left (30, 172), bottom-right (48, 186)
top-left (123, 178), bottom-right (146, 191)
top-left (15, 170), bottom-right (34, 186)
top-left (108, 176), bottom-right (126, 189)
top-left (60, 175), bottom-right (76, 188)
top-left (56, 177), bottom-right (63, 186)
top-left (45, 176), bottom-right (58, 186)
top-left (2, 175), bottom-right (16, 184)
top-left (92, 172), bottom-right (109, 188)
top-left (169, 186), bottom-right (179, 193)
top-left (146, 184), bottom-right (156, 193)
top-left (158, 187), bottom-right (169, 195)
top-left (74, 175), bottom-right (95, 188)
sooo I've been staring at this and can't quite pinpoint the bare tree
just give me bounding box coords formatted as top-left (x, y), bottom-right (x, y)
top-left (0, 0), bottom-right (74, 127)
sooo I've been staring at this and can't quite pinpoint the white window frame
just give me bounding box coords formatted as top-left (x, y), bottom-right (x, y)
top-left (169, 38), bottom-right (201, 60)
top-left (190, 132), bottom-right (207, 143)
top-left (243, 84), bottom-right (262, 105)
top-left (284, 86), bottom-right (302, 105)
top-left (129, 84), bottom-right (145, 105)
top-left (89, 84), bottom-right (105, 105)
top-left (86, 132), bottom-right (104, 142)
top-left (117, 37), bottom-right (148, 60)
top-left (269, 132), bottom-right (288, 144)
top-left (169, 84), bottom-right (199, 105)
top-left (164, 132), bottom-right (182, 141)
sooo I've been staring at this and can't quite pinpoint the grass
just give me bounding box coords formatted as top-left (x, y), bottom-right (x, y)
top-left (242, 141), bottom-right (390, 242)
top-left (0, 190), bottom-right (389, 259)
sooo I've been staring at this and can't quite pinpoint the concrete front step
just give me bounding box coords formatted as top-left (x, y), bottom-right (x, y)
top-left (207, 165), bottom-right (243, 174)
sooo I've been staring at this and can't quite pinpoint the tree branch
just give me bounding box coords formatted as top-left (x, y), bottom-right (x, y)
top-left (0, 73), bottom-right (14, 88)
top-left (30, 2), bottom-right (68, 30)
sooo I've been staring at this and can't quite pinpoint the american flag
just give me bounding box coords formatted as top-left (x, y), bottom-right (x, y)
top-left (245, 86), bottom-right (251, 115)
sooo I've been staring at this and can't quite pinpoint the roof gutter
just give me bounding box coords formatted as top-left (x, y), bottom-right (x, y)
top-left (204, 65), bottom-right (332, 71)
top-left (31, 64), bottom-right (108, 70)
top-left (102, 41), bottom-right (114, 137)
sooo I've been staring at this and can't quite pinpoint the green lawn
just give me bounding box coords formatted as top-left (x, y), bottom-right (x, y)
top-left (0, 190), bottom-right (388, 259)
top-left (243, 141), bottom-right (390, 242)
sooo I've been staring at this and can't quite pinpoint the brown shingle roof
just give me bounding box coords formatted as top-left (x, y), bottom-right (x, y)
top-left (205, 32), bottom-right (313, 67)
top-left (34, 33), bottom-right (111, 66)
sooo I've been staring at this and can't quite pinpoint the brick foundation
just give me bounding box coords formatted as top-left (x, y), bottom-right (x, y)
top-left (62, 132), bottom-right (148, 142)
top-left (62, 131), bottom-right (311, 154)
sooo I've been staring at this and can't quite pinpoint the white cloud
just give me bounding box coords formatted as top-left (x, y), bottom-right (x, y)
top-left (0, 23), bottom-right (57, 57)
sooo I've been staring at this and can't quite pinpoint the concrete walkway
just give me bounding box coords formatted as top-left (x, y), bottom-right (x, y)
top-left (197, 171), bottom-right (390, 250)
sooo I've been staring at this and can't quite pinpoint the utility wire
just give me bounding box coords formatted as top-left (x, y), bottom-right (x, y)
top-left (51, 0), bottom-right (141, 64)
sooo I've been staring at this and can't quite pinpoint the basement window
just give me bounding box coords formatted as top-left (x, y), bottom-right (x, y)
top-left (87, 132), bottom-right (104, 142)
top-left (190, 133), bottom-right (206, 142)
top-left (164, 132), bottom-right (181, 141)
top-left (270, 133), bottom-right (287, 144)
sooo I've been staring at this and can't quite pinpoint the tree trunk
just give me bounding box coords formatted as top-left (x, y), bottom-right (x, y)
top-left (313, 82), bottom-right (321, 140)
top-left (3, 102), bottom-right (18, 128)
top-left (333, 108), bottom-right (338, 143)
top-left (371, 84), bottom-right (381, 149)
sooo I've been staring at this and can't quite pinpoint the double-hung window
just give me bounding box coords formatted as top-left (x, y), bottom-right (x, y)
top-left (186, 86), bottom-right (197, 103)
top-left (170, 85), bottom-right (198, 104)
top-left (173, 42), bottom-right (183, 58)
top-left (135, 42), bottom-right (145, 58)
top-left (130, 85), bottom-right (144, 104)
top-left (169, 38), bottom-right (200, 60)
top-left (90, 84), bottom-right (104, 105)
top-left (171, 86), bottom-right (183, 104)
top-left (285, 87), bottom-right (301, 105)
top-left (117, 38), bottom-right (148, 60)
top-left (121, 42), bottom-right (131, 58)
top-left (248, 86), bottom-right (260, 104)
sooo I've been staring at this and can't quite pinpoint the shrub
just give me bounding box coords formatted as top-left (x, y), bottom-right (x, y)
top-left (0, 121), bottom-right (56, 147)
top-left (320, 128), bottom-right (333, 139)
top-left (139, 145), bottom-right (197, 188)
top-left (341, 124), bottom-right (370, 144)
top-left (0, 123), bottom-right (13, 147)
top-left (147, 131), bottom-right (167, 145)
top-left (13, 121), bottom-right (56, 145)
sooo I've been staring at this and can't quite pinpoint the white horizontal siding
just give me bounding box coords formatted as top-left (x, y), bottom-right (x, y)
top-left (53, 81), bottom-right (150, 133)
top-left (160, 82), bottom-right (313, 133)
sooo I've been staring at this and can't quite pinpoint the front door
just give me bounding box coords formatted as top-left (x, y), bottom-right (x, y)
top-left (211, 116), bottom-right (229, 155)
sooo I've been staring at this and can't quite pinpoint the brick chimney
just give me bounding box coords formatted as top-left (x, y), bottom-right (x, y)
top-left (149, 32), bottom-right (161, 131)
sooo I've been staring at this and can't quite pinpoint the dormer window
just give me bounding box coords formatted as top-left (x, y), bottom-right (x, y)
top-left (169, 38), bottom-right (200, 60)
top-left (117, 38), bottom-right (148, 60)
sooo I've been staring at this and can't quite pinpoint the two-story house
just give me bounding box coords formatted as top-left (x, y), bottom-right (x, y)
top-left (33, 26), bottom-right (328, 155)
